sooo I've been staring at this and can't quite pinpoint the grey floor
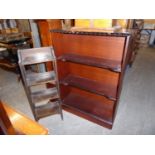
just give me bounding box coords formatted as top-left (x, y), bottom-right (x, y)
top-left (0, 47), bottom-right (155, 135)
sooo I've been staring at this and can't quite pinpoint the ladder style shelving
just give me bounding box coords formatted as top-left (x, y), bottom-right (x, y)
top-left (18, 47), bottom-right (63, 121)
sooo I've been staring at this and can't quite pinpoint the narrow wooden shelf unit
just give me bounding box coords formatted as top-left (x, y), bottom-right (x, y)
top-left (52, 29), bottom-right (132, 128)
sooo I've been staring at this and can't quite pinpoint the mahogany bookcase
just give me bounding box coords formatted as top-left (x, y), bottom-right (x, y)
top-left (52, 29), bottom-right (132, 129)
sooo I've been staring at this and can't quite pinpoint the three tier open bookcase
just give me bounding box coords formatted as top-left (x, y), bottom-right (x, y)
top-left (52, 29), bottom-right (131, 128)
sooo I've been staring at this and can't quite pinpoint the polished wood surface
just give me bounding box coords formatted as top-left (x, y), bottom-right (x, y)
top-left (35, 19), bottom-right (62, 72)
top-left (52, 30), bottom-right (131, 128)
top-left (63, 92), bottom-right (113, 122)
top-left (53, 33), bottom-right (125, 61)
top-left (58, 53), bottom-right (121, 72)
top-left (0, 101), bottom-right (16, 135)
top-left (0, 101), bottom-right (48, 135)
top-left (68, 62), bottom-right (119, 87)
top-left (60, 74), bottom-right (117, 100)
top-left (36, 19), bottom-right (62, 46)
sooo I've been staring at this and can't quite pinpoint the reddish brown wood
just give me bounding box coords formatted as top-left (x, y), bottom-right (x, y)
top-left (63, 93), bottom-right (113, 118)
top-left (0, 100), bottom-right (16, 135)
top-left (63, 105), bottom-right (113, 129)
top-left (0, 100), bottom-right (48, 135)
top-left (63, 86), bottom-right (114, 128)
top-left (58, 53), bottom-right (121, 72)
top-left (52, 30), bottom-right (131, 128)
top-left (60, 74), bottom-right (117, 100)
top-left (68, 62), bottom-right (119, 88)
top-left (36, 19), bottom-right (62, 46)
top-left (35, 20), bottom-right (62, 72)
top-left (62, 93), bottom-right (113, 128)
top-left (113, 35), bottom-right (131, 122)
top-left (53, 33), bottom-right (126, 61)
top-left (69, 87), bottom-right (114, 107)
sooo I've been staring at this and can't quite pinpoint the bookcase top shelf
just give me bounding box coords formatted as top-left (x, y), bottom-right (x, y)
top-left (58, 53), bottom-right (121, 72)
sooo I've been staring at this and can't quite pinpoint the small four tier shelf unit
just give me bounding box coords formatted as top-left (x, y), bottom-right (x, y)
top-left (52, 29), bottom-right (132, 129)
top-left (18, 47), bottom-right (63, 121)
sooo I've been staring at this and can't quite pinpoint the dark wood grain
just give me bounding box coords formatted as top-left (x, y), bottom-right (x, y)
top-left (62, 93), bottom-right (113, 126)
top-left (53, 32), bottom-right (126, 61)
top-left (58, 53), bottom-right (121, 72)
top-left (52, 30), bottom-right (131, 128)
top-left (60, 74), bottom-right (117, 100)
top-left (35, 20), bottom-right (62, 71)
top-left (68, 62), bottom-right (119, 87)
top-left (63, 105), bottom-right (113, 129)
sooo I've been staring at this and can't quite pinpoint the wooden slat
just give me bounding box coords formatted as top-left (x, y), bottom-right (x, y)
top-left (26, 71), bottom-right (56, 86)
top-left (35, 101), bottom-right (60, 119)
top-left (31, 87), bottom-right (58, 103)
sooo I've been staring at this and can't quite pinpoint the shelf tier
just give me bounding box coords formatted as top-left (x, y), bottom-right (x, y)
top-left (26, 71), bottom-right (56, 86)
top-left (60, 74), bottom-right (117, 101)
top-left (31, 87), bottom-right (59, 103)
top-left (58, 53), bottom-right (121, 72)
top-left (21, 56), bottom-right (54, 65)
top-left (19, 47), bottom-right (55, 65)
top-left (62, 93), bottom-right (113, 128)
top-left (35, 101), bottom-right (60, 119)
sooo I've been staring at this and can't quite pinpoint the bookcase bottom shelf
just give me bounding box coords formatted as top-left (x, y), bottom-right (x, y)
top-left (62, 93), bottom-right (113, 128)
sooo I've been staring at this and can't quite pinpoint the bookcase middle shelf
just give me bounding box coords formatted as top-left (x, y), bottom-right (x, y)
top-left (60, 74), bottom-right (117, 101)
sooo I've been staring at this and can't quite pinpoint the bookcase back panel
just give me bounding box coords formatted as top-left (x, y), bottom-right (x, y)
top-left (68, 62), bottom-right (119, 86)
top-left (69, 87), bottom-right (115, 121)
top-left (53, 33), bottom-right (126, 61)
